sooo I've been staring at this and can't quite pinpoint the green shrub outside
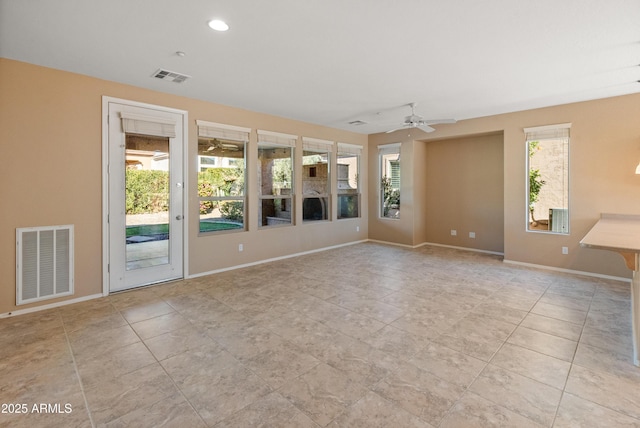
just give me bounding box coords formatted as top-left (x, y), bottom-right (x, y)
top-left (381, 176), bottom-right (400, 217)
top-left (219, 201), bottom-right (244, 221)
top-left (125, 167), bottom-right (244, 223)
top-left (125, 170), bottom-right (169, 214)
top-left (198, 167), bottom-right (244, 215)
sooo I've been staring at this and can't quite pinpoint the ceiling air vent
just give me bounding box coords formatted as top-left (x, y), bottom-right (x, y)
top-left (348, 120), bottom-right (367, 126)
top-left (152, 69), bottom-right (191, 83)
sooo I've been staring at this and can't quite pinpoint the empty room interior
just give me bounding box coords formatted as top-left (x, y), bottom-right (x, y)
top-left (2, 1), bottom-right (640, 427)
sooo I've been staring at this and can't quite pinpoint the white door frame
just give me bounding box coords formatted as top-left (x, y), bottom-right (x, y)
top-left (101, 96), bottom-right (189, 295)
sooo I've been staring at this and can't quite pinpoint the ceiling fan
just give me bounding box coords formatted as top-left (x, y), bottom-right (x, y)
top-left (386, 103), bottom-right (456, 133)
top-left (202, 138), bottom-right (240, 152)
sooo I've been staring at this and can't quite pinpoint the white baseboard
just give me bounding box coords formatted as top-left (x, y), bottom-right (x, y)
top-left (369, 239), bottom-right (629, 283)
top-left (4, 240), bottom-right (627, 319)
top-left (0, 293), bottom-right (104, 319)
top-left (418, 241), bottom-right (505, 256)
top-left (366, 239), bottom-right (416, 249)
top-left (368, 239), bottom-right (504, 255)
top-left (503, 259), bottom-right (631, 283)
top-left (2, 240), bottom-right (368, 317)
top-left (187, 240), bottom-right (368, 279)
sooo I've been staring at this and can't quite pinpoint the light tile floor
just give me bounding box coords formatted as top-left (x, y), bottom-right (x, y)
top-left (1, 243), bottom-right (639, 427)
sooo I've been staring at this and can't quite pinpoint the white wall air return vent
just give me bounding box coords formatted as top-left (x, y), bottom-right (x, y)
top-left (152, 68), bottom-right (191, 83)
top-left (16, 225), bottom-right (74, 305)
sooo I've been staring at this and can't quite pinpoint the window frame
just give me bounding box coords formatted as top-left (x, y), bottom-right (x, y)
top-left (196, 121), bottom-right (250, 234)
top-left (257, 138), bottom-right (296, 229)
top-left (336, 143), bottom-right (362, 220)
top-left (302, 137), bottom-right (333, 223)
top-left (378, 143), bottom-right (401, 219)
top-left (524, 123), bottom-right (571, 235)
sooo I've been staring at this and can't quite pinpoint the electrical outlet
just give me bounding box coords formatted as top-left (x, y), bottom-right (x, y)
top-left (451, 229), bottom-right (457, 236)
top-left (562, 246), bottom-right (568, 255)
top-left (469, 232), bottom-right (476, 239)
top-left (356, 226), bottom-right (360, 232)
top-left (239, 244), bottom-right (243, 252)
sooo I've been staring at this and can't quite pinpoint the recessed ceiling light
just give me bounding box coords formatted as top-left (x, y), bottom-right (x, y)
top-left (208, 19), bottom-right (229, 31)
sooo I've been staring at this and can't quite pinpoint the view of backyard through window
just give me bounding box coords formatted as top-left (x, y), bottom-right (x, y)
top-left (127, 131), bottom-right (362, 239)
top-left (526, 124), bottom-right (570, 233)
top-left (258, 144), bottom-right (294, 227)
top-left (124, 134), bottom-right (172, 269)
top-left (337, 150), bottom-right (360, 219)
top-left (302, 148), bottom-right (330, 221)
top-left (197, 137), bottom-right (246, 232)
top-left (379, 145), bottom-right (401, 219)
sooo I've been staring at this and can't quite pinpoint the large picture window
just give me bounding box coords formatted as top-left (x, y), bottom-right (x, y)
top-left (197, 121), bottom-right (249, 233)
top-left (258, 130), bottom-right (296, 227)
top-left (337, 143), bottom-right (361, 219)
top-left (379, 143), bottom-right (401, 219)
top-left (302, 138), bottom-right (333, 222)
top-left (525, 123), bottom-right (570, 234)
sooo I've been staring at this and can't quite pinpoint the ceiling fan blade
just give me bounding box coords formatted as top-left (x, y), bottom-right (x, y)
top-left (381, 103), bottom-right (458, 134)
top-left (418, 125), bottom-right (436, 133)
top-left (385, 126), bottom-right (406, 134)
top-left (424, 119), bottom-right (457, 125)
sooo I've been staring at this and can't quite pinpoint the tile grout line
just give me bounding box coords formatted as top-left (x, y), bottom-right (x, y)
top-left (547, 283), bottom-right (592, 428)
top-left (59, 310), bottom-right (96, 428)
top-left (119, 295), bottom-right (211, 427)
top-left (434, 277), bottom-right (553, 427)
top-left (29, 243), bottom-right (635, 427)
top-left (550, 280), bottom-right (601, 427)
top-left (551, 283), bottom-right (640, 426)
top-left (145, 287), bottom-right (324, 427)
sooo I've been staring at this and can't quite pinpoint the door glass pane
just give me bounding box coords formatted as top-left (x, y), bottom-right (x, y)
top-left (125, 134), bottom-right (170, 270)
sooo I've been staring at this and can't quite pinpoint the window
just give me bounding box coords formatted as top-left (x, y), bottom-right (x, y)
top-left (302, 137), bottom-right (333, 222)
top-left (379, 143), bottom-right (401, 219)
top-left (258, 130), bottom-right (296, 227)
top-left (197, 121), bottom-right (249, 233)
top-left (198, 156), bottom-right (217, 171)
top-left (337, 143), bottom-right (362, 219)
top-left (525, 123), bottom-right (570, 233)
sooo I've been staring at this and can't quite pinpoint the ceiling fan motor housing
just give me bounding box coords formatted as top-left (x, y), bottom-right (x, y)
top-left (405, 114), bottom-right (421, 124)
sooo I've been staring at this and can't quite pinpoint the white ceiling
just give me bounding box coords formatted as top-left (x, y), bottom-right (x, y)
top-left (1, 0), bottom-right (639, 134)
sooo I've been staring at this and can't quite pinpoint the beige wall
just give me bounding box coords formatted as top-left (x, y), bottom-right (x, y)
top-left (366, 132), bottom-right (504, 252)
top-left (0, 59), bottom-right (368, 315)
top-left (413, 140), bottom-right (429, 245)
top-left (367, 136), bottom-right (416, 246)
top-left (368, 93), bottom-right (640, 279)
top-left (2, 58), bottom-right (639, 315)
top-left (423, 133), bottom-right (504, 253)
